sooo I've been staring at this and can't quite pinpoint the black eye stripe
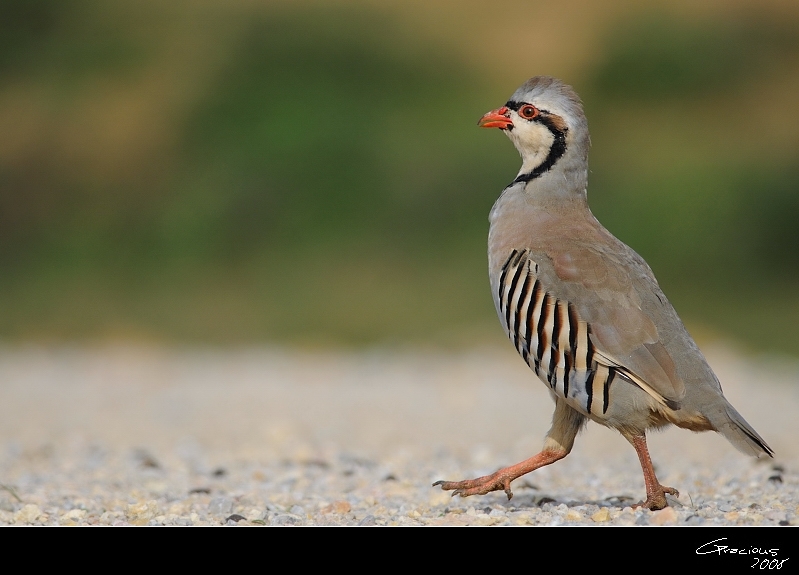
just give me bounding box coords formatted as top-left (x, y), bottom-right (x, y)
top-left (505, 100), bottom-right (550, 115)
top-left (506, 100), bottom-right (554, 118)
top-left (505, 100), bottom-right (565, 133)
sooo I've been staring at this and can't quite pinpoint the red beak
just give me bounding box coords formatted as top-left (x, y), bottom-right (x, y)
top-left (478, 106), bottom-right (512, 129)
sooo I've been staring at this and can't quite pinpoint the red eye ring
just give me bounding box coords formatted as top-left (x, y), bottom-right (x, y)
top-left (519, 104), bottom-right (539, 119)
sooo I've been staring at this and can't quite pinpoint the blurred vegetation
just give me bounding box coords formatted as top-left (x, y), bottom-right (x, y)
top-left (1, 1), bottom-right (798, 354)
top-left (584, 12), bottom-right (799, 354)
top-left (590, 14), bottom-right (799, 99)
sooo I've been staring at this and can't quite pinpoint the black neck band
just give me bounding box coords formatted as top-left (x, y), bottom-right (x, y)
top-left (512, 122), bottom-right (567, 185)
top-left (503, 102), bottom-right (568, 186)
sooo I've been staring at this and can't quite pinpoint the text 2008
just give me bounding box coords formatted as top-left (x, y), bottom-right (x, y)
top-left (752, 559), bottom-right (789, 570)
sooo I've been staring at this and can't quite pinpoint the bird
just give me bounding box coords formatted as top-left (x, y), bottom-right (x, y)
top-left (433, 76), bottom-right (772, 510)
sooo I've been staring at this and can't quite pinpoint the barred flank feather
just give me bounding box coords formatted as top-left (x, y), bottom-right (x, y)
top-left (498, 250), bottom-right (619, 419)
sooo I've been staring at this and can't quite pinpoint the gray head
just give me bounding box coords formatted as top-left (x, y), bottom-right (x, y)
top-left (479, 76), bottom-right (590, 189)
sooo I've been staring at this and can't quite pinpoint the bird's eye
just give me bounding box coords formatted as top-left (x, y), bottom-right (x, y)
top-left (519, 105), bottom-right (539, 120)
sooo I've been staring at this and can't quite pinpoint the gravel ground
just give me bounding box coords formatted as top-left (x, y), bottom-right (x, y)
top-left (0, 343), bottom-right (796, 526)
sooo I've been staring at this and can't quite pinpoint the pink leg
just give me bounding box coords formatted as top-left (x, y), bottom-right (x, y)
top-left (434, 399), bottom-right (585, 500)
top-left (434, 449), bottom-right (566, 499)
top-left (629, 434), bottom-right (679, 510)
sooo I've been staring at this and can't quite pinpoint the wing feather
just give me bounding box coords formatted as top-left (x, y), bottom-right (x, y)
top-left (527, 243), bottom-right (686, 405)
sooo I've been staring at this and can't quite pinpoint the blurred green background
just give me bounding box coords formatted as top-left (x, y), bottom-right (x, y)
top-left (1, 0), bottom-right (798, 354)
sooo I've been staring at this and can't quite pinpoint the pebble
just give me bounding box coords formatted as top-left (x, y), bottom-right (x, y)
top-left (0, 345), bottom-right (795, 526)
top-left (60, 509), bottom-right (87, 525)
top-left (591, 508), bottom-right (610, 522)
top-left (562, 509), bottom-right (579, 521)
top-left (650, 507), bottom-right (678, 525)
top-left (14, 504), bottom-right (44, 524)
top-left (126, 501), bottom-right (160, 526)
top-left (270, 514), bottom-right (303, 526)
top-left (208, 497), bottom-right (234, 515)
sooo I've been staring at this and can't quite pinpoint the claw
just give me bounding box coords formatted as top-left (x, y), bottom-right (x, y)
top-left (632, 486), bottom-right (680, 510)
top-left (502, 478), bottom-right (513, 499)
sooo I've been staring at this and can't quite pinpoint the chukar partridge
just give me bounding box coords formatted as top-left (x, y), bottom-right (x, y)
top-left (433, 76), bottom-right (772, 510)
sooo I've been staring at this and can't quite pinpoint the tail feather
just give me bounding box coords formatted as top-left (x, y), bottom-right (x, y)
top-left (713, 404), bottom-right (773, 458)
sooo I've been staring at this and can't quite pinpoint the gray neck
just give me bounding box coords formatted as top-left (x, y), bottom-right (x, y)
top-left (514, 153), bottom-right (589, 205)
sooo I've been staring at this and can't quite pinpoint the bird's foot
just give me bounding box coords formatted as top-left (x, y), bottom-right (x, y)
top-left (433, 449), bottom-right (568, 500)
top-left (633, 485), bottom-right (679, 511)
top-left (433, 471), bottom-right (515, 500)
